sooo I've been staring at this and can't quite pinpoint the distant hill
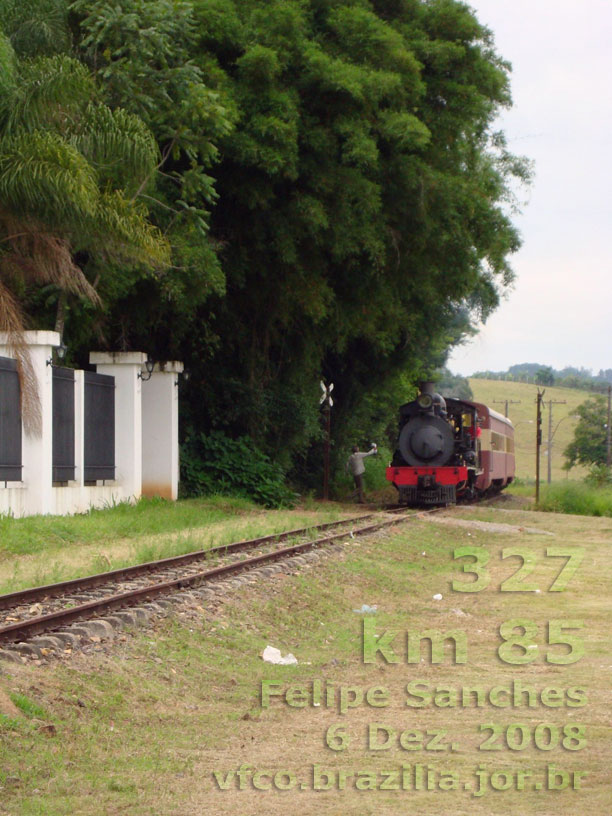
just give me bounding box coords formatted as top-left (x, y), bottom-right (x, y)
top-left (472, 364), bottom-right (612, 392)
top-left (467, 379), bottom-right (591, 482)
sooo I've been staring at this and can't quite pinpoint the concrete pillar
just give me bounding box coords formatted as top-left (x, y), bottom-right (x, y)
top-left (0, 330), bottom-right (61, 515)
top-left (141, 361), bottom-right (183, 500)
top-left (89, 351), bottom-right (146, 501)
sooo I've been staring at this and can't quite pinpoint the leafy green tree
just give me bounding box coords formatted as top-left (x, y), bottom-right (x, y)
top-left (3, 0), bottom-right (531, 496)
top-left (71, 0), bottom-right (232, 354)
top-left (563, 396), bottom-right (608, 470)
top-left (535, 366), bottom-right (555, 386)
top-left (434, 368), bottom-right (473, 401)
top-left (0, 0), bottom-right (70, 56)
top-left (584, 463), bottom-right (612, 487)
top-left (0, 3), bottom-right (169, 425)
top-left (183, 0), bottom-right (530, 476)
top-left (0, 4), bottom-right (169, 303)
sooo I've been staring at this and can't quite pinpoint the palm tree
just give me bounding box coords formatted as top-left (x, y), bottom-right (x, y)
top-left (0, 9), bottom-right (170, 431)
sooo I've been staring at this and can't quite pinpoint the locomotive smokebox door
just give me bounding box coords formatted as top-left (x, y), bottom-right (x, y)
top-left (398, 414), bottom-right (454, 467)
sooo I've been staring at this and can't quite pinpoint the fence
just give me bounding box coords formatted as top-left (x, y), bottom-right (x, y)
top-left (0, 332), bottom-right (182, 517)
top-left (52, 366), bottom-right (76, 482)
top-left (0, 356), bottom-right (21, 482)
top-left (83, 371), bottom-right (115, 482)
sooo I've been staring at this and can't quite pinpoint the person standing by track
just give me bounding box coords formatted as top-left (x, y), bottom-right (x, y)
top-left (346, 444), bottom-right (377, 503)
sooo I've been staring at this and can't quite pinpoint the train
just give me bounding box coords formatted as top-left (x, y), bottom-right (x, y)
top-left (386, 382), bottom-right (515, 505)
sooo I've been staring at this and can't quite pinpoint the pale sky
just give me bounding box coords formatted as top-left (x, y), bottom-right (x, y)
top-left (448, 0), bottom-right (612, 376)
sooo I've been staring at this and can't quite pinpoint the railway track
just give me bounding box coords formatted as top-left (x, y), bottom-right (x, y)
top-left (0, 507), bottom-right (426, 652)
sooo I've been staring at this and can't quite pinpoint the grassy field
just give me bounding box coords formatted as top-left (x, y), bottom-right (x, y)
top-left (0, 496), bottom-right (351, 597)
top-left (1, 501), bottom-right (610, 815)
top-left (468, 379), bottom-right (591, 482)
top-left (529, 482), bottom-right (612, 516)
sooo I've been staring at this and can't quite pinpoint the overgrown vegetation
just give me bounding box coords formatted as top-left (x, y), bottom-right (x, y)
top-left (535, 482), bottom-right (612, 517)
top-left (507, 470), bottom-right (612, 518)
top-left (563, 395), bottom-right (609, 471)
top-left (584, 463), bottom-right (612, 487)
top-left (180, 431), bottom-right (297, 507)
top-left (0, 495), bottom-right (345, 594)
top-left (0, 0), bottom-right (530, 499)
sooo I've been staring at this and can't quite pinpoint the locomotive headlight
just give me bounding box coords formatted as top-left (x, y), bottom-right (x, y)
top-left (417, 393), bottom-right (433, 409)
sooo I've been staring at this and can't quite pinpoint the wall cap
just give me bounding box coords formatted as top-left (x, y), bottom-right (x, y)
top-left (0, 330), bottom-right (61, 347)
top-left (90, 351), bottom-right (148, 366)
top-left (146, 361), bottom-right (184, 375)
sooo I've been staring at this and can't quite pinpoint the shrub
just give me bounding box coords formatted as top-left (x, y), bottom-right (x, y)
top-left (536, 482), bottom-right (612, 517)
top-left (332, 444), bottom-right (393, 500)
top-left (584, 464), bottom-right (612, 487)
top-left (180, 430), bottom-right (297, 508)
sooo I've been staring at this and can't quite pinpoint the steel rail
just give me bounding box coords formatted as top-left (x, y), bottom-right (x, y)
top-left (0, 511), bottom-right (417, 645)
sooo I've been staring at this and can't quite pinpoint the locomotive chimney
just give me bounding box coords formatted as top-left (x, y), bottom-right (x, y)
top-left (419, 381), bottom-right (435, 396)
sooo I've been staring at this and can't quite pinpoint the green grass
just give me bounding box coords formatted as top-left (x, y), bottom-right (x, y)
top-left (0, 507), bottom-right (610, 814)
top-left (0, 495), bottom-right (256, 557)
top-left (535, 482), bottom-right (612, 516)
top-left (508, 479), bottom-right (612, 518)
top-left (0, 694), bottom-right (51, 739)
top-left (9, 693), bottom-right (49, 719)
top-left (469, 378), bottom-right (590, 481)
top-left (0, 496), bottom-right (349, 596)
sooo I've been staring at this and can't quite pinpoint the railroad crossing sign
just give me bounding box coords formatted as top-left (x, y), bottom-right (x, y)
top-left (320, 381), bottom-right (334, 500)
top-left (320, 380), bottom-right (334, 407)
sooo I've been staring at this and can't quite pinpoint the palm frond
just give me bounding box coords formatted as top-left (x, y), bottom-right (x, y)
top-left (0, 0), bottom-right (70, 57)
top-left (0, 130), bottom-right (99, 226)
top-left (0, 276), bottom-right (41, 435)
top-left (2, 55), bottom-right (94, 136)
top-left (72, 104), bottom-right (159, 192)
top-left (0, 212), bottom-right (100, 303)
top-left (0, 31), bottom-right (16, 103)
top-left (88, 190), bottom-right (171, 270)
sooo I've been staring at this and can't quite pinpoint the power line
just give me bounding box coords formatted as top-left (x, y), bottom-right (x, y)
top-left (607, 385), bottom-right (611, 469)
top-left (493, 399), bottom-right (521, 418)
top-left (536, 390), bottom-right (544, 505)
top-left (544, 399), bottom-right (567, 484)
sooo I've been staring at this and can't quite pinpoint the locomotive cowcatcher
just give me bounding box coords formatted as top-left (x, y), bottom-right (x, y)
top-left (386, 382), bottom-right (515, 506)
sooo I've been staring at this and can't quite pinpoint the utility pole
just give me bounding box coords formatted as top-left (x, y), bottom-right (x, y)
top-left (607, 385), bottom-right (611, 468)
top-left (546, 399), bottom-right (567, 484)
top-left (493, 399), bottom-right (521, 417)
top-left (535, 390), bottom-right (544, 505)
top-left (320, 381), bottom-right (334, 500)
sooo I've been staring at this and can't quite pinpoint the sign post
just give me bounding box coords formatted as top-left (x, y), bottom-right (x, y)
top-left (320, 381), bottom-right (334, 501)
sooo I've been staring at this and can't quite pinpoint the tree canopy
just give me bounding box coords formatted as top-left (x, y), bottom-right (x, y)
top-left (190, 0), bottom-right (527, 469)
top-left (0, 0), bottom-right (171, 427)
top-left (0, 0), bottom-right (531, 495)
top-left (564, 396), bottom-right (609, 471)
top-left (434, 367), bottom-right (473, 401)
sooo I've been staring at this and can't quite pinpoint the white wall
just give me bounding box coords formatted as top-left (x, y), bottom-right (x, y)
top-left (0, 331), bottom-right (57, 517)
top-left (0, 336), bottom-right (182, 517)
top-left (90, 351), bottom-right (146, 505)
top-left (141, 362), bottom-right (183, 500)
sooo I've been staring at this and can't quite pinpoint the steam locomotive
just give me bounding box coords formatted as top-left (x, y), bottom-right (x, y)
top-left (386, 382), bottom-right (515, 505)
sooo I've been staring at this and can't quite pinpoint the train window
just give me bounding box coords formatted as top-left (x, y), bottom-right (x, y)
top-left (506, 437), bottom-right (515, 453)
top-left (491, 432), bottom-right (505, 451)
